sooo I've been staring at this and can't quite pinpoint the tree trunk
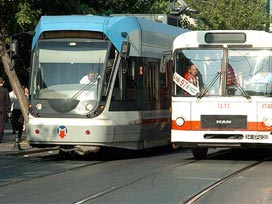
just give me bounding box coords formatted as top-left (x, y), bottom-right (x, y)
top-left (0, 36), bottom-right (29, 124)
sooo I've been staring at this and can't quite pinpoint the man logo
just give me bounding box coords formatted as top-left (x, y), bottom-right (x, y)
top-left (216, 120), bottom-right (232, 124)
top-left (57, 125), bottom-right (68, 139)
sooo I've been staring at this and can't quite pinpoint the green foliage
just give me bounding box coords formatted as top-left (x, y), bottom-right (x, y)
top-left (184, 0), bottom-right (270, 30)
top-left (15, 2), bottom-right (41, 31)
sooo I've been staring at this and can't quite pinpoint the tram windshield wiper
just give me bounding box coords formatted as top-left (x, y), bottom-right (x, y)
top-left (197, 72), bottom-right (220, 99)
top-left (72, 74), bottom-right (101, 100)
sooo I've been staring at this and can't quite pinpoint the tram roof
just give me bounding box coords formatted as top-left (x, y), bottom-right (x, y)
top-left (33, 15), bottom-right (188, 58)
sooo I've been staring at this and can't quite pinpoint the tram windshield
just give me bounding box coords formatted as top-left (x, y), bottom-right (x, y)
top-left (30, 39), bottom-right (113, 101)
top-left (173, 48), bottom-right (272, 97)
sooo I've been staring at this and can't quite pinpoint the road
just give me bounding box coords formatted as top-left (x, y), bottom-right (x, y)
top-left (0, 146), bottom-right (271, 203)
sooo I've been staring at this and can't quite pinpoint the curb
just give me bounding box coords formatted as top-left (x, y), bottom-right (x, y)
top-left (4, 146), bottom-right (59, 156)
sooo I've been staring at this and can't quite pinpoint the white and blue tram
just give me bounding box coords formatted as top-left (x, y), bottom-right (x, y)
top-left (27, 15), bottom-right (188, 154)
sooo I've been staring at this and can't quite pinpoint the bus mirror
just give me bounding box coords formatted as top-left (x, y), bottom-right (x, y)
top-left (121, 41), bottom-right (130, 59)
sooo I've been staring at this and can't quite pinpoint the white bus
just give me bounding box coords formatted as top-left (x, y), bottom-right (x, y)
top-left (171, 30), bottom-right (272, 159)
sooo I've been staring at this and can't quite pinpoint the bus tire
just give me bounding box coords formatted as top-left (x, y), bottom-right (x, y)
top-left (192, 147), bottom-right (208, 160)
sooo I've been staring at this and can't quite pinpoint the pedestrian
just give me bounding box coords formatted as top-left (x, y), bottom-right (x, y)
top-left (9, 87), bottom-right (24, 149)
top-left (9, 89), bottom-right (17, 134)
top-left (23, 86), bottom-right (29, 99)
top-left (0, 77), bottom-right (11, 143)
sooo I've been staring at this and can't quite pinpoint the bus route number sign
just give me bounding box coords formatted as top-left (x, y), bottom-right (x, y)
top-left (173, 72), bottom-right (199, 96)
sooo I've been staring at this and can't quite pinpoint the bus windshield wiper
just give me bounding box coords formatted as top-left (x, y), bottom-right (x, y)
top-left (233, 82), bottom-right (251, 100)
top-left (197, 72), bottom-right (220, 99)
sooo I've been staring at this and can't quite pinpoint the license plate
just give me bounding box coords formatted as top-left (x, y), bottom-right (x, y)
top-left (245, 134), bottom-right (268, 140)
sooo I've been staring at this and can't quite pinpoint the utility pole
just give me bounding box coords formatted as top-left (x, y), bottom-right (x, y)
top-left (266, 0), bottom-right (270, 14)
top-left (265, 0), bottom-right (271, 32)
top-left (0, 34), bottom-right (29, 124)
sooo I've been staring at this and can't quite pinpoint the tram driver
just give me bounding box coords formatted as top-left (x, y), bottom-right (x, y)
top-left (80, 72), bottom-right (96, 84)
top-left (78, 72), bottom-right (98, 100)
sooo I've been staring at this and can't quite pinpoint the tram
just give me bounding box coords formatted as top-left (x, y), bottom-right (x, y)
top-left (171, 30), bottom-right (272, 159)
top-left (26, 15), bottom-right (188, 155)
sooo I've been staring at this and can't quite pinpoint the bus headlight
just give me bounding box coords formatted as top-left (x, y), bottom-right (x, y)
top-left (264, 117), bottom-right (272, 127)
top-left (176, 117), bottom-right (185, 127)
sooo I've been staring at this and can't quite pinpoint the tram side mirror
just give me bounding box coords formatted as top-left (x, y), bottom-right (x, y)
top-left (9, 40), bottom-right (18, 70)
top-left (160, 51), bottom-right (172, 73)
top-left (10, 40), bottom-right (18, 56)
top-left (120, 40), bottom-right (130, 59)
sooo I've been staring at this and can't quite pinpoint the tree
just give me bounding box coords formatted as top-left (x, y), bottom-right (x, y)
top-left (0, 0), bottom-right (40, 124)
top-left (0, 35), bottom-right (28, 123)
top-left (81, 0), bottom-right (168, 15)
top-left (183, 0), bottom-right (270, 30)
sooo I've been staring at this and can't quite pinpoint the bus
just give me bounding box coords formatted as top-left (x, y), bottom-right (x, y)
top-left (27, 15), bottom-right (188, 155)
top-left (171, 30), bottom-right (272, 159)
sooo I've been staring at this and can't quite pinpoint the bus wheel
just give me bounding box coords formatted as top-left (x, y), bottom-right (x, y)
top-left (192, 147), bottom-right (208, 160)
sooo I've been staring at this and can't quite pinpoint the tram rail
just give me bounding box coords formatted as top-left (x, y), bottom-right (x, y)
top-left (0, 152), bottom-right (106, 189)
top-left (184, 155), bottom-right (272, 204)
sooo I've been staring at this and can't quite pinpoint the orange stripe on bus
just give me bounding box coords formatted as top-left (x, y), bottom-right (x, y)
top-left (172, 120), bottom-right (272, 131)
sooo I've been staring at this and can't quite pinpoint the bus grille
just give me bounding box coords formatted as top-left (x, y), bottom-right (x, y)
top-left (201, 115), bottom-right (247, 129)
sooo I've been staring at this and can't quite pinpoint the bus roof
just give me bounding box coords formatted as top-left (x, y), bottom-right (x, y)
top-left (173, 30), bottom-right (272, 50)
top-left (33, 15), bottom-right (188, 58)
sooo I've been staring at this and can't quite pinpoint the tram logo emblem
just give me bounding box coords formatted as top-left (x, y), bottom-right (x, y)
top-left (57, 126), bottom-right (68, 139)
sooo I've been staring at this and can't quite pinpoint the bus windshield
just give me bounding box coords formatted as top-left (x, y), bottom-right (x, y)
top-left (173, 48), bottom-right (272, 97)
top-left (31, 39), bottom-right (111, 101)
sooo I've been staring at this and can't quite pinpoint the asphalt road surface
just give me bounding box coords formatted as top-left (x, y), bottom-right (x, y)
top-left (0, 147), bottom-right (271, 203)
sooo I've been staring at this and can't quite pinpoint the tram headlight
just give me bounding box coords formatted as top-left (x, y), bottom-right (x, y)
top-left (86, 103), bottom-right (94, 111)
top-left (35, 103), bottom-right (43, 110)
top-left (176, 117), bottom-right (185, 127)
top-left (264, 117), bottom-right (272, 127)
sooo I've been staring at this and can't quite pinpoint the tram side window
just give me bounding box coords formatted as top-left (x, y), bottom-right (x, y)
top-left (160, 59), bottom-right (171, 109)
top-left (111, 68), bottom-right (122, 101)
top-left (110, 59), bottom-right (137, 111)
top-left (160, 72), bottom-right (167, 87)
top-left (126, 60), bottom-right (137, 102)
top-left (101, 46), bottom-right (117, 101)
top-left (143, 60), bottom-right (159, 110)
